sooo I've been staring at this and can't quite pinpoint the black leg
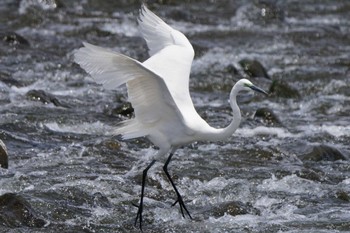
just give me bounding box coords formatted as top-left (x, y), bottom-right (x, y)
top-left (163, 153), bottom-right (192, 219)
top-left (134, 159), bottom-right (156, 231)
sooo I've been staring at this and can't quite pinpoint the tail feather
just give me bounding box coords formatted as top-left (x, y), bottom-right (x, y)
top-left (114, 119), bottom-right (149, 140)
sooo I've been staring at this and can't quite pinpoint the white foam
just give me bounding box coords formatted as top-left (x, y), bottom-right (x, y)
top-left (101, 18), bottom-right (139, 37)
top-left (19, 0), bottom-right (59, 14)
top-left (237, 126), bottom-right (295, 138)
top-left (44, 121), bottom-right (113, 135)
top-left (257, 174), bottom-right (324, 196)
top-left (297, 124), bottom-right (350, 138)
top-left (286, 15), bottom-right (343, 26)
top-left (323, 80), bottom-right (347, 94)
top-left (341, 178), bottom-right (350, 185)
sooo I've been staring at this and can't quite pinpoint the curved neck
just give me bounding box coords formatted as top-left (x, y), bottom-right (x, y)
top-left (219, 87), bottom-right (242, 139)
top-left (203, 86), bottom-right (241, 141)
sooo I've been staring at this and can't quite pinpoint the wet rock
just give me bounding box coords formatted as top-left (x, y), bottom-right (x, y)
top-left (112, 102), bottom-right (134, 117)
top-left (239, 59), bottom-right (270, 79)
top-left (1, 32), bottom-right (30, 46)
top-left (26, 89), bottom-right (68, 108)
top-left (192, 42), bottom-right (209, 59)
top-left (224, 64), bottom-right (239, 76)
top-left (202, 201), bottom-right (260, 218)
top-left (52, 0), bottom-right (65, 8)
top-left (300, 145), bottom-right (347, 162)
top-left (295, 168), bottom-right (324, 182)
top-left (102, 140), bottom-right (121, 151)
top-left (0, 139), bottom-right (8, 169)
top-left (335, 190), bottom-right (350, 202)
top-left (254, 107), bottom-right (282, 126)
top-left (92, 192), bottom-right (112, 208)
top-left (0, 193), bottom-right (46, 228)
top-left (43, 186), bottom-right (111, 208)
top-left (269, 79), bottom-right (300, 98)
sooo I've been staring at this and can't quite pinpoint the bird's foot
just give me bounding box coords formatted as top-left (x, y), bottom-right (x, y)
top-left (132, 202), bottom-right (144, 231)
top-left (171, 195), bottom-right (192, 219)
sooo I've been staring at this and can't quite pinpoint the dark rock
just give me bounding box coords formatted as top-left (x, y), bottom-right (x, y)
top-left (295, 168), bottom-right (324, 182)
top-left (269, 79), bottom-right (300, 98)
top-left (102, 140), bottom-right (121, 151)
top-left (1, 32), bottom-right (30, 46)
top-left (26, 89), bottom-right (69, 108)
top-left (112, 102), bottom-right (134, 117)
top-left (201, 201), bottom-right (260, 218)
top-left (92, 192), bottom-right (112, 208)
top-left (0, 193), bottom-right (46, 228)
top-left (224, 64), bottom-right (239, 75)
top-left (54, 0), bottom-right (65, 8)
top-left (42, 186), bottom-right (111, 208)
top-left (192, 42), bottom-right (209, 59)
top-left (300, 145), bottom-right (347, 162)
top-left (0, 140), bottom-right (8, 169)
top-left (254, 107), bottom-right (282, 126)
top-left (239, 59), bottom-right (270, 79)
top-left (335, 190), bottom-right (350, 202)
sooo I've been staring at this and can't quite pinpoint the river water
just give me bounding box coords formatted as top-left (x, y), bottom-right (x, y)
top-left (1, 0), bottom-right (349, 232)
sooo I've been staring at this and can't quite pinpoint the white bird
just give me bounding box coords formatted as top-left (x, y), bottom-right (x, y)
top-left (74, 4), bottom-right (268, 230)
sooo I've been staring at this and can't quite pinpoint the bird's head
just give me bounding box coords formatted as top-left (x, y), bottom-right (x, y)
top-left (236, 79), bottom-right (269, 95)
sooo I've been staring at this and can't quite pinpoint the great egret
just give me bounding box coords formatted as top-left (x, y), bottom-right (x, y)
top-left (74, 4), bottom-right (268, 230)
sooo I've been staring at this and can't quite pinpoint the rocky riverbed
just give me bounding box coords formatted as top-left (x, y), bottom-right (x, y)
top-left (1, 0), bottom-right (349, 232)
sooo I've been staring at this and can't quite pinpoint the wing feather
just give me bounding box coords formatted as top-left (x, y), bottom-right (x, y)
top-left (74, 42), bottom-right (137, 89)
top-left (138, 5), bottom-right (199, 130)
top-left (138, 4), bottom-right (175, 56)
top-left (74, 42), bottom-right (185, 139)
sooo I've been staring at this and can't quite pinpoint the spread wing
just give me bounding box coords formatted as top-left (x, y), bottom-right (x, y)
top-left (74, 42), bottom-right (186, 139)
top-left (138, 4), bottom-right (174, 57)
top-left (138, 4), bottom-right (194, 75)
top-left (74, 5), bottom-right (206, 140)
top-left (138, 4), bottom-right (199, 129)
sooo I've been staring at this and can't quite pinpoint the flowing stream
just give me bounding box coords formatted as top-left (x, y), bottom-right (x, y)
top-left (1, 1), bottom-right (349, 232)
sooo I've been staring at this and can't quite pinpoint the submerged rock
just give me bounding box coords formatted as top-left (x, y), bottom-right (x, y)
top-left (200, 200), bottom-right (260, 218)
top-left (0, 139), bottom-right (8, 169)
top-left (296, 168), bottom-right (324, 182)
top-left (239, 59), bottom-right (270, 79)
top-left (254, 107), bottom-right (282, 126)
top-left (300, 145), bottom-right (347, 162)
top-left (192, 42), bottom-right (210, 59)
top-left (0, 193), bottom-right (46, 228)
top-left (26, 89), bottom-right (68, 108)
top-left (335, 190), bottom-right (350, 202)
top-left (224, 64), bottom-right (239, 76)
top-left (1, 32), bottom-right (30, 46)
top-left (215, 201), bottom-right (260, 217)
top-left (269, 80), bottom-right (300, 98)
top-left (112, 102), bottom-right (134, 117)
